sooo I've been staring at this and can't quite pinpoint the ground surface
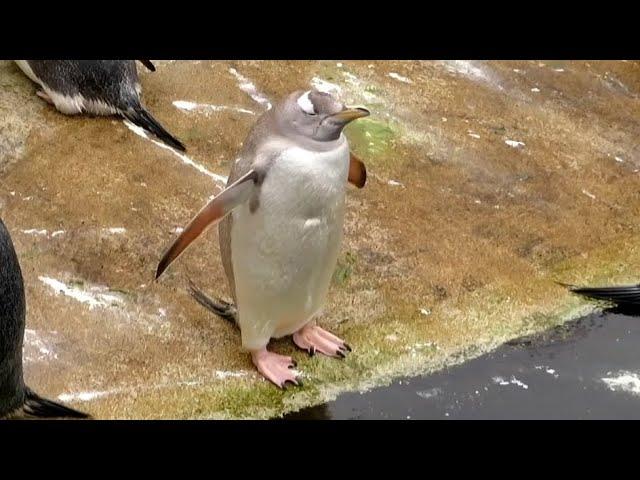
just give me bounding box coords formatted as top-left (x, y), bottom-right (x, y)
top-left (1, 60), bottom-right (639, 419)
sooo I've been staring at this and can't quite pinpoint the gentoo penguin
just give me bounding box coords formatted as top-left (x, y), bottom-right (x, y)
top-left (564, 282), bottom-right (640, 309)
top-left (156, 89), bottom-right (369, 388)
top-left (0, 218), bottom-right (88, 419)
top-left (14, 60), bottom-right (185, 151)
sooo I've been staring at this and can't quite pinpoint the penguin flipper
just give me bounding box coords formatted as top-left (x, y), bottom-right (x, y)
top-left (566, 283), bottom-right (640, 305)
top-left (138, 60), bottom-right (156, 72)
top-left (22, 388), bottom-right (90, 419)
top-left (156, 169), bottom-right (259, 279)
top-left (187, 279), bottom-right (237, 324)
top-left (123, 106), bottom-right (186, 152)
top-left (348, 152), bottom-right (366, 188)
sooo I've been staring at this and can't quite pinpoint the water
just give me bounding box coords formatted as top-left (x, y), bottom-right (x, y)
top-left (287, 309), bottom-right (640, 419)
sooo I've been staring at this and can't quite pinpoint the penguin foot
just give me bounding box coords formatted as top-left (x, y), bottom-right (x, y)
top-left (36, 90), bottom-right (53, 105)
top-left (251, 349), bottom-right (301, 389)
top-left (293, 324), bottom-right (351, 359)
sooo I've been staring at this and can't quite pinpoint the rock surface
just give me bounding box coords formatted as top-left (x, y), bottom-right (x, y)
top-left (1, 60), bottom-right (639, 418)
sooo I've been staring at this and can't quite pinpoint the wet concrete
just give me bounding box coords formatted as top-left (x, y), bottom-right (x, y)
top-left (286, 309), bottom-right (640, 419)
top-left (1, 60), bottom-right (639, 418)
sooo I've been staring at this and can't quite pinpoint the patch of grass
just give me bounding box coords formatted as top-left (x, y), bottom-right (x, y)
top-left (333, 251), bottom-right (357, 286)
top-left (345, 118), bottom-right (397, 160)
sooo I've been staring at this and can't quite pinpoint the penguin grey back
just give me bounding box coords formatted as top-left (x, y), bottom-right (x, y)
top-left (27, 60), bottom-right (140, 107)
top-left (0, 219), bottom-right (26, 416)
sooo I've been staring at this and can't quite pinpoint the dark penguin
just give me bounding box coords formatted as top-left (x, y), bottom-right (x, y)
top-left (0, 218), bottom-right (88, 419)
top-left (564, 282), bottom-right (640, 309)
top-left (15, 60), bottom-right (185, 152)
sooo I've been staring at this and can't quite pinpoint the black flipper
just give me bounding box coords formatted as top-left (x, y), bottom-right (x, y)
top-left (563, 282), bottom-right (640, 306)
top-left (187, 280), bottom-right (237, 325)
top-left (123, 106), bottom-right (186, 152)
top-left (138, 60), bottom-right (156, 72)
top-left (22, 387), bottom-right (90, 419)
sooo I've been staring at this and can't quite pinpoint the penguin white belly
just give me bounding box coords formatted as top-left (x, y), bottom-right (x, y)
top-left (231, 141), bottom-right (349, 350)
top-left (15, 61), bottom-right (39, 83)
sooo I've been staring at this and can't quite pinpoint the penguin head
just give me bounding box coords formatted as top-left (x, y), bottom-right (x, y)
top-left (277, 89), bottom-right (370, 142)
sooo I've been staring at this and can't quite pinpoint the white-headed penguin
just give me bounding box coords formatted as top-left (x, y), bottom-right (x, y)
top-left (0, 218), bottom-right (89, 419)
top-left (156, 89), bottom-right (369, 388)
top-left (14, 60), bottom-right (185, 151)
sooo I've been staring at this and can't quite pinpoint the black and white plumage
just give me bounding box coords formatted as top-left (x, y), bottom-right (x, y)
top-left (0, 218), bottom-right (88, 419)
top-left (15, 60), bottom-right (185, 151)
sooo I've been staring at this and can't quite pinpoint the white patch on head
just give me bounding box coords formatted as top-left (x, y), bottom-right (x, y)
top-left (297, 91), bottom-right (316, 114)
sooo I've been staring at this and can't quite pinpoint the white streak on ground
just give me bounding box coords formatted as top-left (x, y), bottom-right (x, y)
top-left (388, 72), bottom-right (413, 84)
top-left (311, 77), bottom-right (342, 95)
top-left (440, 60), bottom-right (501, 90)
top-left (57, 371), bottom-right (250, 403)
top-left (22, 229), bottom-right (48, 236)
top-left (23, 329), bottom-right (58, 362)
top-left (228, 68), bottom-right (272, 109)
top-left (173, 100), bottom-right (255, 116)
top-left (123, 120), bottom-right (228, 185)
top-left (505, 139), bottom-right (525, 148)
top-left (38, 276), bottom-right (125, 310)
top-left (103, 227), bottom-right (126, 235)
top-left (388, 180), bottom-right (405, 187)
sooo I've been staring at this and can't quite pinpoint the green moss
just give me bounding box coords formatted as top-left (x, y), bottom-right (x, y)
top-left (332, 251), bottom-right (357, 286)
top-left (345, 118), bottom-right (397, 160)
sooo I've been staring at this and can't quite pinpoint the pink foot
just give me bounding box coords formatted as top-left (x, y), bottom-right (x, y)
top-left (36, 90), bottom-right (53, 104)
top-left (251, 348), bottom-right (301, 389)
top-left (293, 324), bottom-right (352, 358)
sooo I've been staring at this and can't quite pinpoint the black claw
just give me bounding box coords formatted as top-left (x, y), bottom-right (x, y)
top-left (291, 360), bottom-right (298, 368)
top-left (343, 343), bottom-right (352, 352)
top-left (336, 350), bottom-right (346, 359)
top-left (309, 347), bottom-right (315, 357)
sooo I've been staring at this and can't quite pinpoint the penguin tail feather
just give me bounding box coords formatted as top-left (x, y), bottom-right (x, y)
top-left (565, 282), bottom-right (640, 306)
top-left (22, 388), bottom-right (90, 419)
top-left (138, 60), bottom-right (156, 72)
top-left (123, 106), bottom-right (186, 152)
top-left (187, 280), bottom-right (237, 325)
